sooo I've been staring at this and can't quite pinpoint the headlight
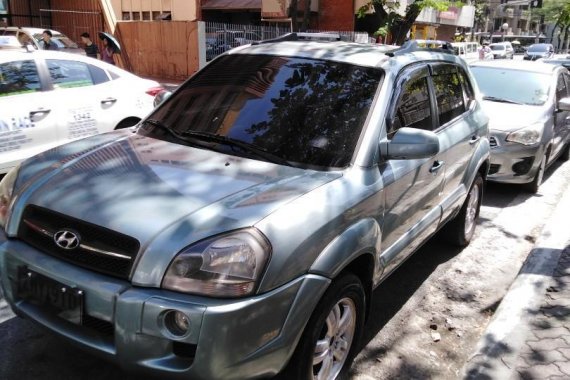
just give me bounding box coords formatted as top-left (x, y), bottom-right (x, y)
top-left (162, 229), bottom-right (271, 298)
top-left (505, 123), bottom-right (544, 145)
top-left (0, 166), bottom-right (20, 229)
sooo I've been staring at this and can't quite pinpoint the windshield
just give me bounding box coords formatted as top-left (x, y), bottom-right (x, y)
top-left (490, 45), bottom-right (505, 51)
top-left (471, 66), bottom-right (550, 106)
top-left (141, 54), bottom-right (383, 169)
top-left (527, 44), bottom-right (549, 53)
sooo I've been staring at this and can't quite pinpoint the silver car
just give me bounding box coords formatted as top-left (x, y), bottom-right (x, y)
top-left (0, 37), bottom-right (490, 380)
top-left (470, 61), bottom-right (570, 192)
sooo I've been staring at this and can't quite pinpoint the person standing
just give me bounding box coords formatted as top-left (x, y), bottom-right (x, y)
top-left (42, 30), bottom-right (58, 50)
top-left (100, 37), bottom-right (115, 65)
top-left (80, 32), bottom-right (99, 59)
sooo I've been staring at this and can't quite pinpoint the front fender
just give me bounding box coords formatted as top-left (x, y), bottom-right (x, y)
top-left (309, 218), bottom-right (382, 282)
top-left (462, 136), bottom-right (491, 188)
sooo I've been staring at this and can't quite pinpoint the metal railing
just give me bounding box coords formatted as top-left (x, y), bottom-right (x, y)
top-left (204, 21), bottom-right (371, 61)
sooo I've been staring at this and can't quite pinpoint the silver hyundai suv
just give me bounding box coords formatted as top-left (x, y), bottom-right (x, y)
top-left (0, 36), bottom-right (490, 380)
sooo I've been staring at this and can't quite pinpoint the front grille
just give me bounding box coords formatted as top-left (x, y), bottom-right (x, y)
top-left (18, 205), bottom-right (140, 279)
top-left (83, 315), bottom-right (114, 336)
top-left (489, 136), bottom-right (499, 148)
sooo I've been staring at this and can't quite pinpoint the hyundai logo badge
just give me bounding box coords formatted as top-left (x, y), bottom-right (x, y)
top-left (54, 230), bottom-right (81, 250)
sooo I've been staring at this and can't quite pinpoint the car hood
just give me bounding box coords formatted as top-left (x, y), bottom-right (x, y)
top-left (480, 100), bottom-right (546, 132)
top-left (17, 133), bottom-right (342, 255)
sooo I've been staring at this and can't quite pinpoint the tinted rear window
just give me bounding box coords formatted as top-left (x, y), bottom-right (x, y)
top-left (143, 54), bottom-right (383, 168)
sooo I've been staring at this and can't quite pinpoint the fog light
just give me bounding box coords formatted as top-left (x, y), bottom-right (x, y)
top-left (164, 310), bottom-right (190, 337)
top-left (512, 157), bottom-right (534, 176)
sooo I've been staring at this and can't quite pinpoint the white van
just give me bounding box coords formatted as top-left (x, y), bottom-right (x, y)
top-left (451, 42), bottom-right (492, 62)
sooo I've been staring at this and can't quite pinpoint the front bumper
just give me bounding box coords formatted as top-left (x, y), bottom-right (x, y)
top-left (487, 138), bottom-right (545, 184)
top-left (0, 234), bottom-right (330, 379)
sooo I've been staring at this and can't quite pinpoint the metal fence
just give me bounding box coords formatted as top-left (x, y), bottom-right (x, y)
top-left (205, 21), bottom-right (371, 61)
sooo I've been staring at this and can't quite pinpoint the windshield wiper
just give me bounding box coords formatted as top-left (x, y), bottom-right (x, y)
top-left (181, 131), bottom-right (293, 166)
top-left (482, 96), bottom-right (523, 105)
top-left (142, 119), bottom-right (201, 145)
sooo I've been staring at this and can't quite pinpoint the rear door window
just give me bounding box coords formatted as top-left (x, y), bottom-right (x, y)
top-left (47, 59), bottom-right (94, 89)
top-left (432, 65), bottom-right (467, 126)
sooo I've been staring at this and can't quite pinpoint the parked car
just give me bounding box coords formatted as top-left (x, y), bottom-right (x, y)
top-left (206, 30), bottom-right (261, 60)
top-left (542, 55), bottom-right (570, 69)
top-left (0, 36), bottom-right (490, 380)
top-left (489, 42), bottom-right (514, 59)
top-left (523, 43), bottom-right (555, 61)
top-left (0, 49), bottom-right (162, 174)
top-left (451, 41), bottom-right (491, 62)
top-left (0, 26), bottom-right (84, 54)
top-left (470, 60), bottom-right (570, 193)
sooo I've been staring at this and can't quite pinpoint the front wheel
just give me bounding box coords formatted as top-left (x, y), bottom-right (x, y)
top-left (281, 274), bottom-right (365, 380)
top-left (443, 174), bottom-right (483, 247)
top-left (525, 155), bottom-right (546, 193)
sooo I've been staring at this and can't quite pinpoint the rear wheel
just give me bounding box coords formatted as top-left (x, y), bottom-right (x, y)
top-left (281, 274), bottom-right (365, 380)
top-left (444, 174), bottom-right (483, 247)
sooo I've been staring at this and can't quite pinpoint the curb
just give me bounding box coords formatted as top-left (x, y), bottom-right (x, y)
top-left (462, 181), bottom-right (570, 379)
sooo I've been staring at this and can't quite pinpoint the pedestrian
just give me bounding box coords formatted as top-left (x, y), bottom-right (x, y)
top-left (41, 30), bottom-right (58, 50)
top-left (80, 32), bottom-right (99, 59)
top-left (479, 41), bottom-right (491, 60)
top-left (100, 37), bottom-right (115, 65)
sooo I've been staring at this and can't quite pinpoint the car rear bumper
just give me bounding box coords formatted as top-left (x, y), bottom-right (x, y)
top-left (0, 233), bottom-right (330, 379)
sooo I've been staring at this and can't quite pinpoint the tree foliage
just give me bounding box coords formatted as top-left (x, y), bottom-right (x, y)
top-left (535, 0), bottom-right (570, 51)
top-left (356, 0), bottom-right (454, 44)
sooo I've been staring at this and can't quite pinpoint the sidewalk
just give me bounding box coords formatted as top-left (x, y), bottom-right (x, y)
top-left (463, 184), bottom-right (570, 379)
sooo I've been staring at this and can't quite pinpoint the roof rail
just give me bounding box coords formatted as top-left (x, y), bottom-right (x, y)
top-left (386, 39), bottom-right (456, 57)
top-left (252, 32), bottom-right (342, 45)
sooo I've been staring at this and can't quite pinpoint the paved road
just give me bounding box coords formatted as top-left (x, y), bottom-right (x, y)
top-left (1, 158), bottom-right (569, 380)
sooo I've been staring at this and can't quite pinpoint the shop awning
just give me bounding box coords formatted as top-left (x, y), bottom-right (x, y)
top-left (202, 0), bottom-right (261, 11)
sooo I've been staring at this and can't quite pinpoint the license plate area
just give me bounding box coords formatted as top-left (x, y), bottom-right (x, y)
top-left (16, 267), bottom-right (84, 325)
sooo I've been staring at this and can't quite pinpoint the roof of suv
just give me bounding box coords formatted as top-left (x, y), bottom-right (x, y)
top-left (227, 40), bottom-right (465, 69)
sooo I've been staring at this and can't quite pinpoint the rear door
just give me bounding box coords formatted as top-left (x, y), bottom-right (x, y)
top-left (0, 57), bottom-right (58, 173)
top-left (429, 63), bottom-right (481, 221)
top-left (380, 64), bottom-right (445, 273)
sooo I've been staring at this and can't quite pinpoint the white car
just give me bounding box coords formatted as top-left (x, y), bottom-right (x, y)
top-left (0, 26), bottom-right (83, 54)
top-left (0, 50), bottom-right (162, 173)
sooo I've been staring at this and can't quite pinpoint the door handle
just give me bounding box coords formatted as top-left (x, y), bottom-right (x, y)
top-left (101, 97), bottom-right (117, 105)
top-left (469, 135), bottom-right (480, 144)
top-left (429, 160), bottom-right (444, 173)
top-left (29, 109), bottom-right (51, 120)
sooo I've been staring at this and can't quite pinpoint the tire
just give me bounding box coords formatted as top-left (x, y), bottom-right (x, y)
top-left (525, 154), bottom-right (546, 194)
top-left (281, 273), bottom-right (365, 380)
top-left (443, 174), bottom-right (483, 247)
top-left (559, 144), bottom-right (570, 162)
top-left (114, 118), bottom-right (140, 130)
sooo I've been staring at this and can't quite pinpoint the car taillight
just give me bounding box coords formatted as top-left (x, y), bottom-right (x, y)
top-left (146, 86), bottom-right (165, 97)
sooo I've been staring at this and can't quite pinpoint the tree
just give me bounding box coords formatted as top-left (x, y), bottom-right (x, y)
top-left (356, 0), bottom-right (454, 45)
top-left (535, 0), bottom-right (570, 52)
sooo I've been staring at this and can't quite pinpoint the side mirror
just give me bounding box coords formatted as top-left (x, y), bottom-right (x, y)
top-left (381, 127), bottom-right (439, 160)
top-left (557, 97), bottom-right (570, 112)
top-left (153, 90), bottom-right (172, 108)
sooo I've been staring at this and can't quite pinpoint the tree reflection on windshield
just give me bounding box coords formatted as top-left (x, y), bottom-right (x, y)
top-left (145, 55), bottom-right (383, 169)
